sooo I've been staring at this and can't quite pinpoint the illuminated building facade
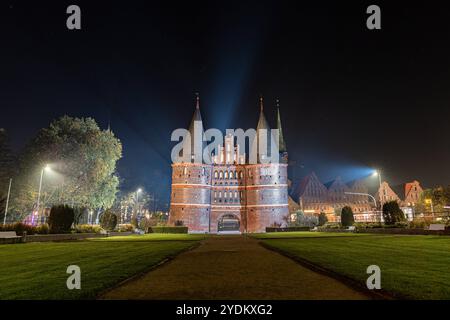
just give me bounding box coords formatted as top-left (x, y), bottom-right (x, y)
top-left (169, 97), bottom-right (289, 233)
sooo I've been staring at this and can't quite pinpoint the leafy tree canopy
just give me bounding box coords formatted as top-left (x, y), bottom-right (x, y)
top-left (12, 116), bottom-right (122, 217)
top-left (382, 201), bottom-right (405, 225)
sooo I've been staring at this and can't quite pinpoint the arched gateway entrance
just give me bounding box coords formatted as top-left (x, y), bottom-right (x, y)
top-left (217, 214), bottom-right (240, 234)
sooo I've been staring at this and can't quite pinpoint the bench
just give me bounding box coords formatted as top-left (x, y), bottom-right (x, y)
top-left (0, 231), bottom-right (23, 244)
top-left (0, 231), bottom-right (22, 239)
top-left (429, 224), bottom-right (445, 231)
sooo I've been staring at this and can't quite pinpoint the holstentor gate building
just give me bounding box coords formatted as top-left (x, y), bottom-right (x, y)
top-left (169, 96), bottom-right (289, 233)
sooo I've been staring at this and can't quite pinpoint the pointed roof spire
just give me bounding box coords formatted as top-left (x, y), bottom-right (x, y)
top-left (184, 93), bottom-right (210, 163)
top-left (256, 96), bottom-right (269, 131)
top-left (276, 99), bottom-right (287, 153)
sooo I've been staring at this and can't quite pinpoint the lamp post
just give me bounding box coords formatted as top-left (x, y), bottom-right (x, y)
top-left (372, 170), bottom-right (383, 222)
top-left (3, 178), bottom-right (12, 226)
top-left (136, 188), bottom-right (142, 219)
top-left (345, 192), bottom-right (378, 223)
top-left (345, 192), bottom-right (377, 208)
top-left (36, 164), bottom-right (50, 225)
top-left (425, 198), bottom-right (434, 219)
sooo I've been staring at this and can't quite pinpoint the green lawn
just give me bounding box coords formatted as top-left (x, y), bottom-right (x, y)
top-left (0, 234), bottom-right (205, 299)
top-left (256, 232), bottom-right (450, 299)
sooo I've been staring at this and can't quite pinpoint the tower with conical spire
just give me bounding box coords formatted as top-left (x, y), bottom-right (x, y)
top-left (184, 93), bottom-right (210, 164)
top-left (169, 95), bottom-right (289, 233)
top-left (276, 99), bottom-right (288, 164)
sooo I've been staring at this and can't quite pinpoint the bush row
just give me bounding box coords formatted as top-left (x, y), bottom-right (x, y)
top-left (319, 220), bottom-right (449, 230)
top-left (0, 223), bottom-right (50, 236)
top-left (147, 226), bottom-right (188, 234)
top-left (266, 226), bottom-right (310, 232)
top-left (74, 224), bottom-right (104, 234)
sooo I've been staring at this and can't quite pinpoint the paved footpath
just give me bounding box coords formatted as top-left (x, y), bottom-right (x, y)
top-left (101, 235), bottom-right (370, 300)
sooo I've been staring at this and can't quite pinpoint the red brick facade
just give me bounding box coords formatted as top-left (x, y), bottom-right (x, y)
top-left (169, 163), bottom-right (289, 233)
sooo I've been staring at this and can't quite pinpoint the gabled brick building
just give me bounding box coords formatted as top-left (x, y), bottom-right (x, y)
top-left (291, 173), bottom-right (372, 217)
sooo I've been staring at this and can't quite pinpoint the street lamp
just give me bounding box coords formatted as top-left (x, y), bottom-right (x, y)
top-left (372, 170), bottom-right (382, 188)
top-left (345, 192), bottom-right (378, 223)
top-left (3, 178), bottom-right (12, 226)
top-left (425, 198), bottom-right (434, 219)
top-left (136, 188), bottom-right (142, 219)
top-left (372, 170), bottom-right (383, 222)
top-left (372, 170), bottom-right (383, 202)
top-left (36, 164), bottom-right (51, 225)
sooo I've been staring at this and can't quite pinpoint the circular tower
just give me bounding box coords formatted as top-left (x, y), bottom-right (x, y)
top-left (245, 163), bottom-right (289, 233)
top-left (169, 163), bottom-right (212, 233)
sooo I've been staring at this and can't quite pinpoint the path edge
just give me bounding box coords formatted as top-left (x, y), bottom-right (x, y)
top-left (258, 240), bottom-right (399, 300)
top-left (96, 240), bottom-right (203, 300)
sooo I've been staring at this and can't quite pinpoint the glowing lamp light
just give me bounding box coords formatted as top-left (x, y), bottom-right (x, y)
top-left (372, 170), bottom-right (379, 177)
top-left (137, 188), bottom-right (142, 193)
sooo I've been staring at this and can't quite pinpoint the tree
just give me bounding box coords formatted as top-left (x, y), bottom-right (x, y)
top-left (48, 205), bottom-right (75, 234)
top-left (341, 206), bottom-right (354, 227)
top-left (11, 116), bottom-right (122, 220)
top-left (318, 212), bottom-right (328, 226)
top-left (416, 186), bottom-right (450, 215)
top-left (382, 201), bottom-right (405, 225)
top-left (100, 209), bottom-right (118, 231)
top-left (290, 210), bottom-right (318, 227)
top-left (114, 189), bottom-right (153, 223)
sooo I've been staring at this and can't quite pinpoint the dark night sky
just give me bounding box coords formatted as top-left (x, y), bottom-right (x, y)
top-left (2, 1), bottom-right (450, 208)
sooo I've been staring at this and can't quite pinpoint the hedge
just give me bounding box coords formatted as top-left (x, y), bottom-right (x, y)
top-left (266, 226), bottom-right (310, 232)
top-left (147, 226), bottom-right (188, 234)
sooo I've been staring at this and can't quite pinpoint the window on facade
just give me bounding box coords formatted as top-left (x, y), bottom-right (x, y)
top-left (219, 171), bottom-right (223, 179)
top-left (214, 171), bottom-right (218, 178)
top-left (239, 171), bottom-right (243, 179)
top-left (234, 191), bottom-right (238, 198)
top-left (225, 171), bottom-right (228, 179)
top-left (183, 167), bottom-right (187, 175)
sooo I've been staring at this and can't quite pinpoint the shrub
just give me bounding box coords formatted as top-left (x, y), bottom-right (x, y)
top-left (139, 217), bottom-right (157, 232)
top-left (290, 210), bottom-right (318, 227)
top-left (266, 226), bottom-right (310, 232)
top-left (341, 206), bottom-right (355, 227)
top-left (148, 226), bottom-right (188, 234)
top-left (36, 223), bottom-right (50, 234)
top-left (394, 221), bottom-right (409, 228)
top-left (48, 205), bottom-right (75, 234)
top-left (74, 224), bottom-right (104, 233)
top-left (318, 222), bottom-right (341, 230)
top-left (354, 222), bottom-right (383, 229)
top-left (100, 209), bottom-right (118, 231)
top-left (0, 223), bottom-right (37, 235)
top-left (318, 212), bottom-right (328, 226)
top-left (174, 220), bottom-right (184, 226)
top-left (117, 224), bottom-right (134, 232)
top-left (382, 201), bottom-right (405, 225)
top-left (131, 217), bottom-right (139, 228)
